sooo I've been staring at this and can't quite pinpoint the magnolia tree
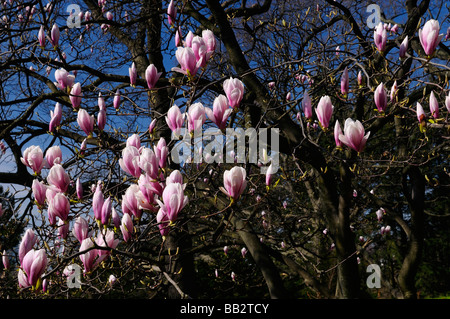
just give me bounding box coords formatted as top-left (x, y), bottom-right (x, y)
top-left (0, 0), bottom-right (450, 299)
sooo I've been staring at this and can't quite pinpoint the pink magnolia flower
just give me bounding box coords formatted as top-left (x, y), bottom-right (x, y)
top-left (129, 62), bottom-right (137, 87)
top-left (165, 104), bottom-right (185, 137)
top-left (73, 216), bottom-right (89, 243)
top-left (357, 71), bottom-right (363, 87)
top-left (32, 179), bottom-right (47, 207)
top-left (202, 29), bottom-right (216, 54)
top-left (223, 77), bottom-right (244, 109)
top-left (38, 25), bottom-right (45, 48)
top-left (58, 218), bottom-right (70, 239)
top-left (70, 83), bottom-right (82, 110)
top-left (338, 118), bottom-right (370, 153)
top-left (45, 145), bottom-right (62, 168)
top-left (95, 229), bottom-right (118, 259)
top-left (416, 102), bottom-right (426, 124)
top-left (120, 212), bottom-right (133, 242)
top-left (18, 249), bottom-right (47, 289)
top-left (390, 80), bottom-right (398, 102)
top-left (97, 109), bottom-right (106, 131)
top-left (119, 145), bottom-right (141, 177)
top-left (191, 35), bottom-right (207, 68)
top-left (47, 192), bottom-right (70, 224)
top-left (206, 94), bottom-right (232, 130)
top-left (137, 174), bottom-right (159, 211)
top-left (49, 102), bottom-right (62, 133)
top-left (172, 46), bottom-right (200, 77)
top-left (19, 229), bottom-right (37, 265)
top-left (302, 91), bottom-right (312, 120)
top-left (2, 250), bottom-right (9, 270)
top-left (419, 19), bottom-right (444, 57)
top-left (111, 207), bottom-right (120, 229)
top-left (220, 166), bottom-right (247, 201)
top-left (122, 184), bottom-right (142, 219)
top-left (92, 181), bottom-right (104, 222)
top-left (21, 145), bottom-right (45, 174)
top-left (167, 0), bottom-right (177, 26)
top-left (126, 133), bottom-right (141, 149)
top-left (340, 67), bottom-right (349, 97)
top-left (47, 164), bottom-right (70, 193)
top-left (79, 238), bottom-right (97, 273)
top-left (77, 109), bottom-right (94, 136)
top-left (334, 120), bottom-right (343, 148)
top-left (113, 89), bottom-right (121, 110)
top-left (139, 147), bottom-right (159, 180)
top-left (184, 31), bottom-right (194, 48)
top-left (315, 95), bottom-right (334, 130)
top-left (374, 82), bottom-right (387, 113)
top-left (187, 102), bottom-right (206, 133)
top-left (374, 22), bottom-right (387, 52)
top-left (166, 169), bottom-right (184, 186)
top-left (429, 91), bottom-right (439, 119)
top-left (154, 137), bottom-right (169, 169)
top-left (145, 64), bottom-right (162, 89)
top-left (157, 182), bottom-right (188, 222)
top-left (54, 68), bottom-right (69, 89)
top-left (156, 208), bottom-right (170, 237)
top-left (50, 24), bottom-right (60, 48)
top-left (399, 36), bottom-right (408, 59)
top-left (265, 163), bottom-right (274, 187)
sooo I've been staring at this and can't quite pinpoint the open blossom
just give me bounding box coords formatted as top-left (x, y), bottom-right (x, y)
top-left (220, 166), bottom-right (247, 201)
top-left (374, 22), bottom-right (387, 52)
top-left (419, 19), bottom-right (444, 57)
top-left (119, 145), bottom-right (141, 177)
top-left (192, 35), bottom-right (207, 68)
top-left (157, 183), bottom-right (188, 222)
top-left (18, 249), bottom-right (47, 289)
top-left (47, 192), bottom-right (70, 224)
top-left (145, 64), bottom-right (162, 89)
top-left (45, 146), bottom-right (62, 168)
top-left (315, 95), bottom-right (334, 130)
top-left (223, 77), bottom-right (244, 109)
top-left (165, 104), bottom-right (185, 137)
top-left (338, 118), bottom-right (370, 153)
top-left (21, 145), bottom-right (45, 174)
top-left (47, 164), bottom-right (70, 193)
top-left (205, 94), bottom-right (232, 130)
top-left (139, 147), bottom-right (159, 180)
top-left (172, 46), bottom-right (201, 77)
top-left (95, 229), bottom-right (118, 259)
top-left (202, 29), bottom-right (216, 54)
